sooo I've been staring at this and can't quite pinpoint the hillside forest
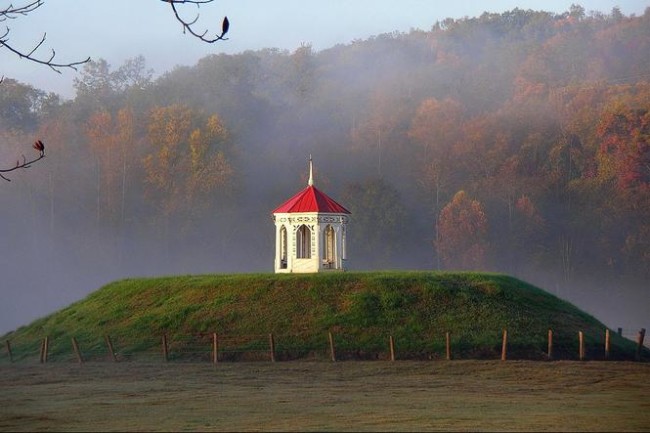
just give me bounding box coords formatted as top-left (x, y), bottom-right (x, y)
top-left (1, 5), bottom-right (648, 333)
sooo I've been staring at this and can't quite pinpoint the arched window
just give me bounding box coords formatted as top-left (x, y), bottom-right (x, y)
top-left (280, 225), bottom-right (288, 268)
top-left (296, 225), bottom-right (311, 259)
top-left (324, 225), bottom-right (335, 266)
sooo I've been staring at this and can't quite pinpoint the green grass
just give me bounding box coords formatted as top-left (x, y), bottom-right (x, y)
top-left (1, 271), bottom-right (643, 361)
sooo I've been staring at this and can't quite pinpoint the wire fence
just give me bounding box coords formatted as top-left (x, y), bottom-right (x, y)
top-left (1, 327), bottom-right (646, 364)
top-left (618, 328), bottom-right (650, 348)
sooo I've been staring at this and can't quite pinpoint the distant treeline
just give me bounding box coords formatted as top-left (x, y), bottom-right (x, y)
top-left (1, 6), bottom-right (649, 297)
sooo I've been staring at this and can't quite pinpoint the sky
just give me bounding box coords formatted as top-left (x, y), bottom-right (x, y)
top-left (2, 0), bottom-right (648, 98)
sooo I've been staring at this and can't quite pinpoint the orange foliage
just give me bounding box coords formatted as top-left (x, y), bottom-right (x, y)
top-left (437, 191), bottom-right (489, 270)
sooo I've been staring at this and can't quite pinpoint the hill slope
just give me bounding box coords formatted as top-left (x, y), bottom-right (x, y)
top-left (1, 272), bottom-right (641, 361)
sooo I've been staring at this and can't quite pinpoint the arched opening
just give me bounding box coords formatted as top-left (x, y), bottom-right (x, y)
top-left (296, 225), bottom-right (311, 259)
top-left (280, 225), bottom-right (288, 269)
top-left (324, 225), bottom-right (335, 268)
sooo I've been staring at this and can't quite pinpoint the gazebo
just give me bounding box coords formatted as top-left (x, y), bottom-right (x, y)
top-left (271, 158), bottom-right (351, 273)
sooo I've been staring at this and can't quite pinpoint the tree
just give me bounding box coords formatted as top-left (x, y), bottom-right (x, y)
top-left (340, 178), bottom-right (408, 268)
top-left (142, 104), bottom-right (234, 235)
top-left (596, 101), bottom-right (650, 191)
top-left (437, 190), bottom-right (489, 270)
top-left (408, 98), bottom-right (465, 268)
top-left (288, 44), bottom-right (316, 101)
top-left (350, 89), bottom-right (413, 177)
top-left (0, 78), bottom-right (58, 180)
top-left (510, 194), bottom-right (546, 274)
top-left (0, 0), bottom-right (229, 77)
top-left (0, 78), bottom-right (48, 130)
top-left (72, 57), bottom-right (154, 118)
top-left (0, 140), bottom-right (44, 181)
top-left (84, 108), bottom-right (137, 228)
top-left (568, 4), bottom-right (586, 21)
top-left (593, 91), bottom-right (650, 279)
top-left (408, 97), bottom-right (464, 161)
top-left (1, 0), bottom-right (229, 180)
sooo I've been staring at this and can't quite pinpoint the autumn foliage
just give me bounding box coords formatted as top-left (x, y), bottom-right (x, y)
top-left (1, 6), bottom-right (649, 294)
top-left (437, 191), bottom-right (489, 270)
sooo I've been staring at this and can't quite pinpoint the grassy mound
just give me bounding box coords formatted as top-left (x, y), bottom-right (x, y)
top-left (1, 272), bottom-right (642, 361)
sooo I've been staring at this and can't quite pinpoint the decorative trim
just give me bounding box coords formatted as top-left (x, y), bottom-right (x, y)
top-left (295, 216), bottom-right (318, 223)
top-left (276, 215), bottom-right (349, 224)
top-left (318, 215), bottom-right (348, 224)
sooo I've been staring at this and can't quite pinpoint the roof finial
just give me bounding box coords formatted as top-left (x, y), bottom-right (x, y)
top-left (308, 154), bottom-right (314, 186)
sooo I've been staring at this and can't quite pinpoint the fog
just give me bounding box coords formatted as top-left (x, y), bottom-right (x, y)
top-left (1, 6), bottom-right (649, 337)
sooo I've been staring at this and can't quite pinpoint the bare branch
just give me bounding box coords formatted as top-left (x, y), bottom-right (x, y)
top-left (0, 26), bottom-right (90, 73)
top-left (1, 0), bottom-right (227, 77)
top-left (161, 0), bottom-right (229, 43)
top-left (0, 1), bottom-right (88, 72)
top-left (0, 140), bottom-right (45, 182)
top-left (0, 0), bottom-right (44, 20)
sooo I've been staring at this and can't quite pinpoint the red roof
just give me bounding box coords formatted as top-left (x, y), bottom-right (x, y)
top-left (273, 185), bottom-right (351, 214)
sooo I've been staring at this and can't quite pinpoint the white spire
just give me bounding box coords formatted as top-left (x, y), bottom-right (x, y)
top-left (308, 154), bottom-right (314, 186)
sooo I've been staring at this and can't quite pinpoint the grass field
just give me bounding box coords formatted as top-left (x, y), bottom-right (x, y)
top-left (1, 360), bottom-right (648, 431)
top-left (3, 272), bottom-right (642, 362)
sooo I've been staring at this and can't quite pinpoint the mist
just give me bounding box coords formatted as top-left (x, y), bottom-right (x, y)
top-left (1, 7), bottom-right (649, 337)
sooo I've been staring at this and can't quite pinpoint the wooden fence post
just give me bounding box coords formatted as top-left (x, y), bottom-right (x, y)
top-left (328, 332), bottom-right (336, 362)
top-left (604, 329), bottom-right (610, 360)
top-left (5, 340), bottom-right (13, 363)
top-left (501, 329), bottom-right (508, 361)
top-left (389, 335), bottom-right (395, 362)
top-left (636, 328), bottom-right (646, 361)
top-left (162, 334), bottom-right (168, 362)
top-left (547, 329), bottom-right (553, 360)
top-left (212, 333), bottom-right (219, 364)
top-left (39, 336), bottom-right (49, 364)
top-left (71, 337), bottom-right (83, 364)
top-left (105, 335), bottom-right (117, 362)
top-left (445, 332), bottom-right (451, 361)
top-left (579, 331), bottom-right (585, 361)
top-left (269, 333), bottom-right (276, 362)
